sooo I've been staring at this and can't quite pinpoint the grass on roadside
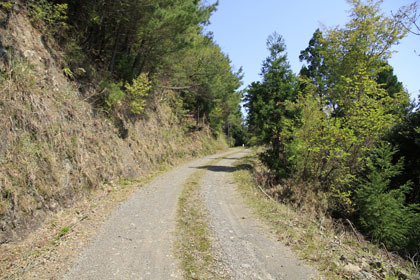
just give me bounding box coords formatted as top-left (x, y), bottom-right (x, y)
top-left (175, 160), bottom-right (228, 280)
top-left (233, 152), bottom-right (419, 280)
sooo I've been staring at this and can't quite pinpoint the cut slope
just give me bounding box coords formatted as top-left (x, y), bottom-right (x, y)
top-left (0, 6), bottom-right (226, 244)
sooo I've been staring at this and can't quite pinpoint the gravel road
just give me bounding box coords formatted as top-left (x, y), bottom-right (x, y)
top-left (64, 149), bottom-right (316, 279)
top-left (63, 150), bottom-right (234, 280)
top-left (200, 149), bottom-right (316, 279)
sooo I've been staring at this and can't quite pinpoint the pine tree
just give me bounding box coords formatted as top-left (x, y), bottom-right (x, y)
top-left (355, 142), bottom-right (419, 251)
top-left (245, 33), bottom-right (297, 176)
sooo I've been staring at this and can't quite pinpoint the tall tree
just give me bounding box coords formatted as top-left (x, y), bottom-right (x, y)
top-left (245, 33), bottom-right (297, 175)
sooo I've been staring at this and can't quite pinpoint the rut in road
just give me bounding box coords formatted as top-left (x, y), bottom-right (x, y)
top-left (199, 150), bottom-right (316, 280)
top-left (63, 150), bottom-right (235, 280)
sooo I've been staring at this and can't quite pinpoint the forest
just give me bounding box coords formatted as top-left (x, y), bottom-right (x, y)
top-left (245, 0), bottom-right (420, 257)
top-left (21, 0), bottom-right (246, 142)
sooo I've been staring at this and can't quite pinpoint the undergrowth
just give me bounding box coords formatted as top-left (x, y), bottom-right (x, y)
top-left (233, 151), bottom-right (419, 280)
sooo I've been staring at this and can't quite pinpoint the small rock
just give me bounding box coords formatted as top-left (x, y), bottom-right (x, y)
top-left (360, 270), bottom-right (374, 279)
top-left (344, 263), bottom-right (362, 273)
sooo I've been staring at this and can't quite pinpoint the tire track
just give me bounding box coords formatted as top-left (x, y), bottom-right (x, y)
top-left (63, 150), bottom-right (235, 280)
top-left (200, 149), bottom-right (316, 280)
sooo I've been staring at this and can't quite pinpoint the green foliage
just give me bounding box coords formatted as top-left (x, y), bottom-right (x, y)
top-left (102, 73), bottom-right (151, 116)
top-left (102, 80), bottom-right (125, 111)
top-left (56, 225), bottom-right (70, 240)
top-left (355, 142), bottom-right (419, 251)
top-left (27, 0), bottom-right (68, 35)
top-left (280, 0), bottom-right (408, 212)
top-left (0, 1), bottom-right (12, 10)
top-left (166, 35), bottom-right (243, 133)
top-left (51, 0), bottom-right (243, 137)
top-left (245, 33), bottom-right (297, 175)
top-left (62, 66), bottom-right (73, 79)
top-left (245, 1), bottom-right (419, 255)
top-left (124, 73), bottom-right (152, 115)
top-left (386, 108), bottom-right (420, 204)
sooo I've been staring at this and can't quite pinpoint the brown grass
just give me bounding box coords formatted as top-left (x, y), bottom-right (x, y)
top-left (0, 54), bottom-right (227, 243)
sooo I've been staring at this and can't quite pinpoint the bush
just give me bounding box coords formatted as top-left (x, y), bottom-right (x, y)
top-left (102, 73), bottom-right (151, 116)
top-left (124, 73), bottom-right (151, 115)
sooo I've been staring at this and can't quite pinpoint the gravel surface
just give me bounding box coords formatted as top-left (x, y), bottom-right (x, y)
top-left (63, 150), bottom-right (234, 280)
top-left (64, 149), bottom-right (316, 279)
top-left (200, 149), bottom-right (316, 280)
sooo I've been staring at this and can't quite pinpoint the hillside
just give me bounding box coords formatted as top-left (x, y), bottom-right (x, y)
top-left (0, 1), bottom-right (241, 244)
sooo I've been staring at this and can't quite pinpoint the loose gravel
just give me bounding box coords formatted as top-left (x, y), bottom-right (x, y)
top-left (63, 150), bottom-right (235, 280)
top-left (64, 149), bottom-right (316, 279)
top-left (200, 149), bottom-right (316, 280)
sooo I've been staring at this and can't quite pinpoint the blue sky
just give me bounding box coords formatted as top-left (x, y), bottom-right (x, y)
top-left (206, 0), bottom-right (419, 101)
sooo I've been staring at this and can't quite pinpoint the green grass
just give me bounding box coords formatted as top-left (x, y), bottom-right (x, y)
top-left (175, 158), bottom-right (229, 280)
top-left (56, 225), bottom-right (70, 240)
top-left (232, 152), bottom-right (419, 280)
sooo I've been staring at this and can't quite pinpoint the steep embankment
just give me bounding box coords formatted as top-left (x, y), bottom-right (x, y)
top-left (0, 7), bottom-right (226, 244)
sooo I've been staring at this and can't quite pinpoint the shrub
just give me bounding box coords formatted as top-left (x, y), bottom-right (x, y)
top-left (124, 73), bottom-right (151, 115)
top-left (355, 142), bottom-right (420, 252)
top-left (26, 0), bottom-right (68, 36)
top-left (102, 73), bottom-right (151, 116)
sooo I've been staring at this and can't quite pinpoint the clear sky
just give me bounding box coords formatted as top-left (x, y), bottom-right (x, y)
top-left (206, 0), bottom-right (419, 101)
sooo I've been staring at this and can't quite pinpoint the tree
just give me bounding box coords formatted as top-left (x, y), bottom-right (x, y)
top-left (299, 29), bottom-right (330, 102)
top-left (245, 33), bottom-right (297, 176)
top-left (277, 0), bottom-right (410, 213)
top-left (386, 109), bottom-right (420, 205)
top-left (355, 142), bottom-right (419, 252)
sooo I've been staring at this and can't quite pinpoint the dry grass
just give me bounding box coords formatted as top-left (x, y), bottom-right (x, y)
top-left (233, 151), bottom-right (419, 280)
top-left (0, 9), bottom-right (231, 279)
top-left (0, 56), bottom-right (227, 244)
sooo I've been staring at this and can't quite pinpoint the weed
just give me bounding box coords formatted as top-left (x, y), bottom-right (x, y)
top-left (117, 179), bottom-right (135, 187)
top-left (56, 225), bottom-right (70, 240)
top-left (0, 1), bottom-right (12, 10)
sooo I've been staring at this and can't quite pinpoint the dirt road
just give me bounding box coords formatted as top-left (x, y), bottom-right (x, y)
top-left (200, 150), bottom-right (315, 279)
top-left (64, 149), bottom-right (315, 279)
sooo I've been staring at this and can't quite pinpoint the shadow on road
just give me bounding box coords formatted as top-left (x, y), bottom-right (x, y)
top-left (193, 163), bottom-right (252, 173)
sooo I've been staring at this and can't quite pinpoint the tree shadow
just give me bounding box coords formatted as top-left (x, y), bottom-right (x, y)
top-left (193, 163), bottom-right (252, 173)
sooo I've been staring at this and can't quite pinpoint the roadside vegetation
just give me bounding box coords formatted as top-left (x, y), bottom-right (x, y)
top-left (244, 0), bottom-right (420, 266)
top-left (0, 0), bottom-right (245, 243)
top-left (233, 152), bottom-right (419, 279)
